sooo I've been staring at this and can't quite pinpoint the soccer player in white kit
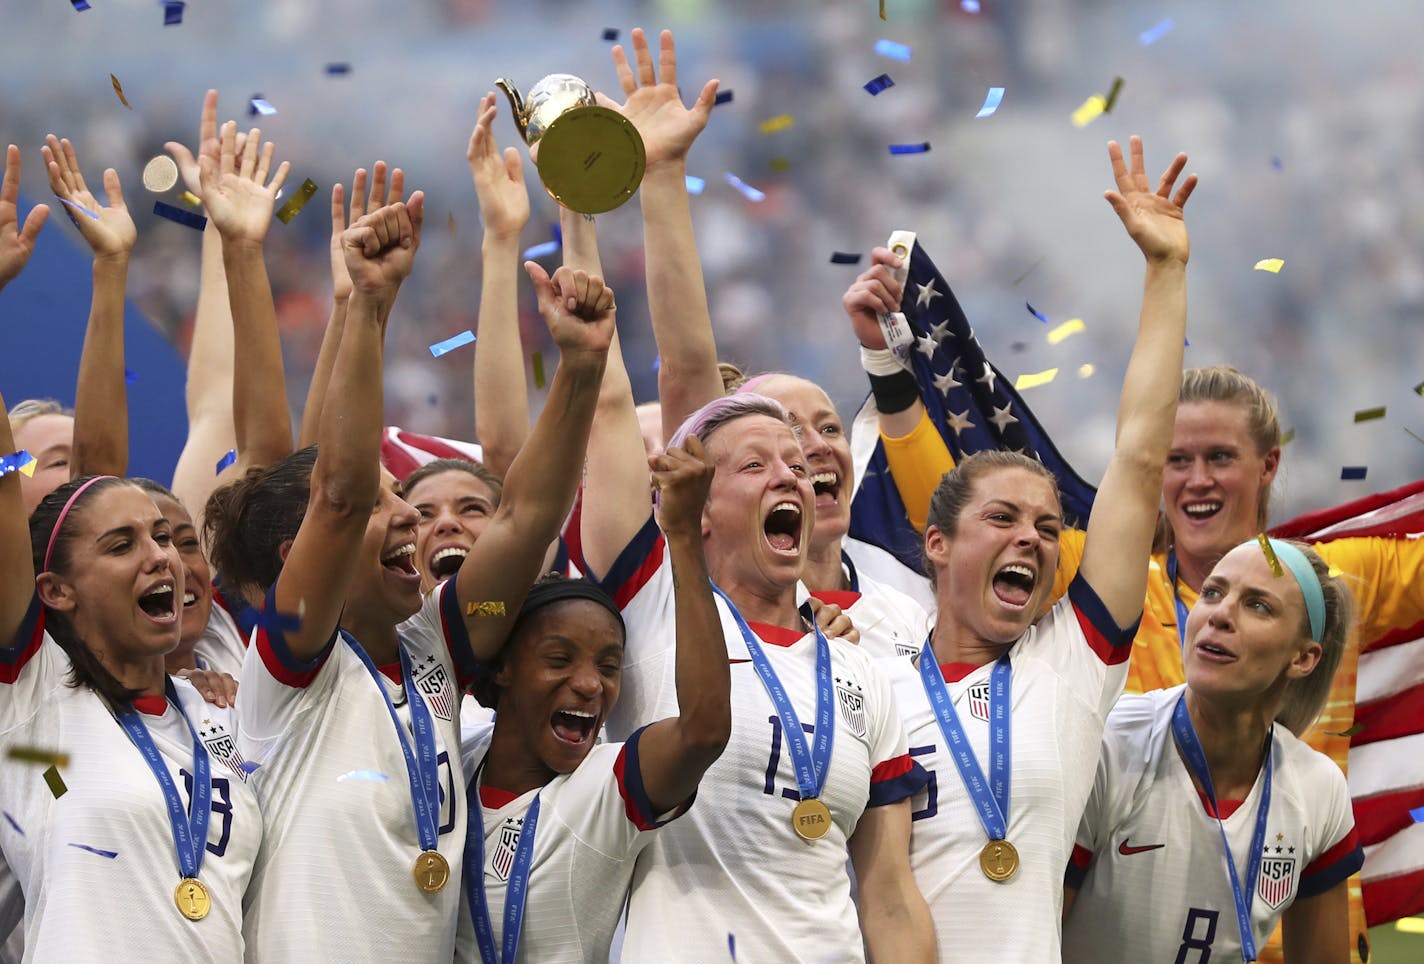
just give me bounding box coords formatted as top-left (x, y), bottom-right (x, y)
top-left (882, 136), bottom-right (1197, 961)
top-left (457, 437), bottom-right (730, 962)
top-left (1063, 539), bottom-right (1364, 963)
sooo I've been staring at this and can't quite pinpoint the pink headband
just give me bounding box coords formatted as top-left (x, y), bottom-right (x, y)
top-left (43, 476), bottom-right (116, 573)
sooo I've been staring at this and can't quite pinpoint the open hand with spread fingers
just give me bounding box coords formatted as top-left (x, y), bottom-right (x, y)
top-left (468, 92), bottom-right (530, 241)
top-left (1104, 135), bottom-right (1197, 265)
top-left (198, 118), bottom-right (290, 246)
top-left (42, 135), bottom-right (135, 262)
top-left (0, 145), bottom-right (49, 290)
top-left (594, 27), bottom-right (719, 169)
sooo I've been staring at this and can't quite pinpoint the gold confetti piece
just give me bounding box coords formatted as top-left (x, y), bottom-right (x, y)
top-left (1071, 95), bottom-right (1106, 128)
top-left (1353, 406), bottom-right (1386, 423)
top-left (1327, 565), bottom-right (1344, 579)
top-left (1077, 363), bottom-right (1095, 379)
top-left (1280, 427), bottom-right (1296, 446)
top-left (879, 0), bottom-right (887, 20)
top-left (275, 178), bottom-right (319, 224)
top-left (447, 211), bottom-right (457, 237)
top-left (1014, 368), bottom-right (1059, 390)
top-left (43, 765), bottom-right (67, 798)
top-left (8, 746), bottom-right (69, 767)
top-left (769, 157), bottom-right (791, 172)
top-left (758, 114), bottom-right (795, 134)
top-left (1396, 917), bottom-right (1424, 935)
top-left (1046, 318), bottom-right (1084, 345)
top-left (465, 601), bottom-right (506, 617)
top-left (1325, 722), bottom-right (1364, 738)
top-left (1413, 380), bottom-right (1424, 397)
top-left (1405, 427), bottom-right (1424, 447)
top-left (1102, 76), bottom-right (1125, 113)
top-left (18, 458), bottom-right (37, 478)
top-left (142, 155), bottom-right (178, 193)
top-left (1253, 258), bottom-right (1284, 273)
top-left (110, 73), bottom-right (132, 110)
top-left (178, 190), bottom-right (202, 209)
top-left (531, 352), bottom-right (546, 389)
top-left (1257, 533), bottom-right (1284, 578)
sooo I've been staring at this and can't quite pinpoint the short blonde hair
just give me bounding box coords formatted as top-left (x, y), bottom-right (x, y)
top-left (7, 398), bottom-right (72, 436)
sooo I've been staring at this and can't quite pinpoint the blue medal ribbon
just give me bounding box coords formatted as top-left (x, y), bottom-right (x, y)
top-left (115, 678), bottom-right (211, 883)
top-left (1167, 550), bottom-right (1191, 657)
top-left (712, 584), bottom-right (834, 803)
top-left (463, 765), bottom-right (541, 964)
top-left (917, 643), bottom-right (1012, 841)
top-left (346, 633), bottom-right (443, 855)
top-left (1170, 695), bottom-right (1273, 963)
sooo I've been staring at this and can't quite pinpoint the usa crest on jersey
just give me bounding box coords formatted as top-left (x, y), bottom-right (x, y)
top-left (492, 819), bottom-right (523, 882)
top-left (966, 680), bottom-right (991, 723)
top-left (894, 641), bottom-right (921, 659)
top-left (413, 656), bottom-right (455, 721)
top-left (1257, 852), bottom-right (1296, 909)
top-left (835, 676), bottom-right (867, 738)
top-left (200, 720), bottom-right (249, 782)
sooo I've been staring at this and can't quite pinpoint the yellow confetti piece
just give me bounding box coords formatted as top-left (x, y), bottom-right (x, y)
top-left (531, 352), bottom-right (547, 389)
top-left (18, 457), bottom-right (36, 478)
top-left (447, 211), bottom-right (457, 237)
top-left (177, 190), bottom-right (202, 210)
top-left (1014, 368), bottom-right (1059, 390)
top-left (7, 746), bottom-right (70, 768)
top-left (1353, 406), bottom-right (1386, 423)
top-left (1046, 318), bottom-right (1085, 345)
top-left (758, 114), bottom-right (795, 134)
top-left (1253, 258), bottom-right (1284, 273)
top-left (465, 601), bottom-right (506, 617)
top-left (1396, 917), bottom-right (1424, 935)
top-left (769, 157), bottom-right (791, 172)
top-left (1077, 363), bottom-right (1095, 379)
top-left (1257, 533), bottom-right (1284, 578)
top-left (110, 73), bottom-right (132, 110)
top-left (43, 765), bottom-right (67, 798)
top-left (1280, 427), bottom-right (1296, 446)
top-left (879, 0), bottom-right (887, 19)
top-left (275, 178), bottom-right (319, 224)
top-left (1327, 565), bottom-right (1344, 579)
top-left (1324, 722), bottom-right (1364, 738)
top-left (1071, 95), bottom-right (1106, 128)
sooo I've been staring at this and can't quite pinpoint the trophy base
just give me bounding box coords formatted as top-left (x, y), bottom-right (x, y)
top-left (536, 106), bottom-right (647, 215)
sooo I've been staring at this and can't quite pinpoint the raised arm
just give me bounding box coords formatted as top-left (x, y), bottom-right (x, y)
top-left (1078, 136), bottom-right (1195, 627)
top-left (0, 388), bottom-right (34, 645)
top-left (599, 27), bottom-right (723, 441)
top-left (627, 436), bottom-right (730, 813)
top-left (0, 145), bottom-right (48, 294)
top-left (42, 135), bottom-right (136, 479)
top-left (196, 98), bottom-right (293, 475)
top-left (452, 264), bottom-right (613, 660)
top-left (468, 93), bottom-right (532, 479)
top-left (275, 196), bottom-right (424, 659)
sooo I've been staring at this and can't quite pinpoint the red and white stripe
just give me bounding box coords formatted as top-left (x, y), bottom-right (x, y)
top-left (380, 426), bottom-right (484, 482)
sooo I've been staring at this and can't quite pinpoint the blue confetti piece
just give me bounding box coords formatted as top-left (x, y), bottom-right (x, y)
top-left (239, 760), bottom-right (261, 775)
top-left (1026, 302), bottom-right (1049, 324)
top-left (652, 355), bottom-right (661, 372)
top-left (55, 195), bottom-right (99, 221)
top-left (1411, 806), bottom-right (1424, 823)
top-left (2, 812), bottom-right (22, 835)
top-left (1341, 466), bottom-right (1368, 481)
top-left (325, 63), bottom-right (352, 75)
top-left (602, 28), bottom-right (619, 42)
top-left (521, 240), bottom-right (560, 259)
top-left (961, 0), bottom-right (981, 11)
top-left (0, 451), bottom-right (35, 478)
top-left (975, 87), bottom-right (1006, 118)
top-left (863, 73), bottom-right (895, 96)
top-left (68, 843), bottom-right (118, 859)
top-left (875, 39), bottom-right (912, 62)
top-left (714, 90), bottom-right (734, 107)
top-left (1139, 18), bottom-right (1175, 46)
top-left (1270, 156), bottom-right (1283, 171)
top-left (685, 174), bottom-right (706, 195)
top-left (728, 934), bottom-right (736, 961)
top-left (550, 222), bottom-right (563, 247)
top-left (830, 252), bottom-right (862, 264)
top-left (124, 368), bottom-right (137, 384)
top-left (215, 449), bottom-right (237, 474)
top-left (71, 0), bottom-right (91, 10)
top-left (888, 142), bottom-right (931, 155)
top-left (337, 770), bottom-right (390, 783)
top-left (161, 1), bottom-right (184, 26)
top-left (153, 201), bottom-right (207, 231)
top-left (429, 330), bottom-right (476, 358)
top-left (723, 173), bottom-right (766, 203)
top-left (249, 98), bottom-right (277, 117)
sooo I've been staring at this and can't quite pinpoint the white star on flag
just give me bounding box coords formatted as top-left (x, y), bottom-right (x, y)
top-left (916, 334), bottom-right (939, 357)
top-left (915, 279), bottom-right (941, 308)
top-left (933, 367), bottom-right (963, 396)
top-left (976, 362), bottom-right (997, 394)
top-left (946, 409), bottom-right (975, 435)
top-left (930, 318), bottom-right (954, 342)
top-left (989, 404), bottom-right (1019, 431)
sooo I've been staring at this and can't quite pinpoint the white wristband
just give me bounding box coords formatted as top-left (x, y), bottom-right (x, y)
top-left (860, 345), bottom-right (908, 377)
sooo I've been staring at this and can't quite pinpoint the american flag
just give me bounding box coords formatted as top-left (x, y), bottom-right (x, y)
top-left (380, 427), bottom-right (484, 482)
top-left (847, 237), bottom-right (1424, 927)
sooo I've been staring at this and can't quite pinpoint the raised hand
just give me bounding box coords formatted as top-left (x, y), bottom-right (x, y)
top-left (42, 135), bottom-right (136, 261)
top-left (165, 89), bottom-right (248, 199)
top-left (468, 92), bottom-right (529, 241)
top-left (331, 162), bottom-right (404, 301)
top-left (1104, 135), bottom-right (1196, 264)
top-left (843, 247), bottom-right (907, 350)
top-left (651, 435), bottom-right (714, 538)
top-left (523, 263), bottom-right (615, 356)
top-left (596, 27), bottom-right (718, 169)
top-left (341, 195), bottom-right (425, 299)
top-left (0, 145), bottom-right (48, 290)
top-left (198, 120), bottom-right (290, 245)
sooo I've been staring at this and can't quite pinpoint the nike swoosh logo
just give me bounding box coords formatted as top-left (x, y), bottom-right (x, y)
top-left (1118, 839), bottom-right (1165, 856)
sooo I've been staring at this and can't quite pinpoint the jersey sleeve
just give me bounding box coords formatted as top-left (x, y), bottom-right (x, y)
top-left (1048, 528), bottom-right (1087, 607)
top-left (554, 728), bottom-right (691, 861)
top-left (236, 584), bottom-right (342, 746)
top-left (421, 577), bottom-right (491, 690)
top-left (1023, 573), bottom-right (1138, 718)
top-left (859, 654), bottom-right (930, 807)
top-left (1296, 761), bottom-right (1365, 899)
top-left (880, 408), bottom-right (955, 533)
top-left (0, 595), bottom-right (63, 733)
top-left (1318, 536), bottom-right (1424, 652)
top-left (0, 594), bottom-right (44, 686)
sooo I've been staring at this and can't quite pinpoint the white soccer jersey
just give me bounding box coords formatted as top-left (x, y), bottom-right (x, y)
top-left (237, 578), bottom-right (475, 962)
top-left (0, 855), bottom-right (20, 964)
top-left (1062, 685), bottom-right (1364, 963)
top-left (455, 723), bottom-right (687, 962)
top-left (594, 516), bottom-right (926, 962)
top-left (843, 535), bottom-right (936, 614)
top-left (1, 599), bottom-right (260, 960)
top-left (807, 553), bottom-right (931, 661)
top-left (885, 574), bottom-right (1135, 962)
top-left (193, 591), bottom-right (246, 679)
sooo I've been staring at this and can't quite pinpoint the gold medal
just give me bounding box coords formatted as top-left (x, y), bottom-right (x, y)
top-left (174, 877), bottom-right (211, 921)
top-left (413, 850), bottom-right (450, 893)
top-left (979, 839), bottom-right (1019, 882)
top-left (791, 798), bottom-right (833, 841)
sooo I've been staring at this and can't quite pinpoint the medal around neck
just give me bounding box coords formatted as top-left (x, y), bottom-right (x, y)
top-left (496, 74), bottom-right (646, 215)
top-left (175, 877), bottom-right (211, 920)
top-left (792, 798), bottom-right (832, 840)
top-left (978, 839), bottom-right (1019, 882)
top-left (414, 849), bottom-right (450, 893)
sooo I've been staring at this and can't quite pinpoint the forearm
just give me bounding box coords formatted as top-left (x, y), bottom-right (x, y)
top-left (71, 255), bottom-right (130, 477)
top-left (558, 206), bottom-right (602, 274)
top-left (1114, 258), bottom-right (1186, 461)
top-left (666, 528), bottom-right (731, 754)
top-left (0, 388), bottom-right (35, 639)
top-left (640, 164), bottom-right (723, 438)
top-left (579, 334), bottom-right (652, 578)
top-left (222, 241), bottom-right (293, 470)
top-left (860, 877), bottom-right (935, 963)
top-left (472, 233), bottom-right (527, 478)
top-left (315, 292), bottom-right (385, 508)
top-left (299, 297), bottom-right (347, 449)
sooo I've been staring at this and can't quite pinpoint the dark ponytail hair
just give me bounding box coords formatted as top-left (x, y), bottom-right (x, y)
top-left (29, 476), bottom-right (145, 708)
top-left (204, 446), bottom-right (318, 603)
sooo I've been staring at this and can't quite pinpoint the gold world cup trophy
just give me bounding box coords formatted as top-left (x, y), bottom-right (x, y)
top-left (496, 74), bottom-right (646, 215)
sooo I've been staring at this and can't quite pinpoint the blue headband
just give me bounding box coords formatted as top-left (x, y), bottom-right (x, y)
top-left (1244, 538), bottom-right (1325, 642)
